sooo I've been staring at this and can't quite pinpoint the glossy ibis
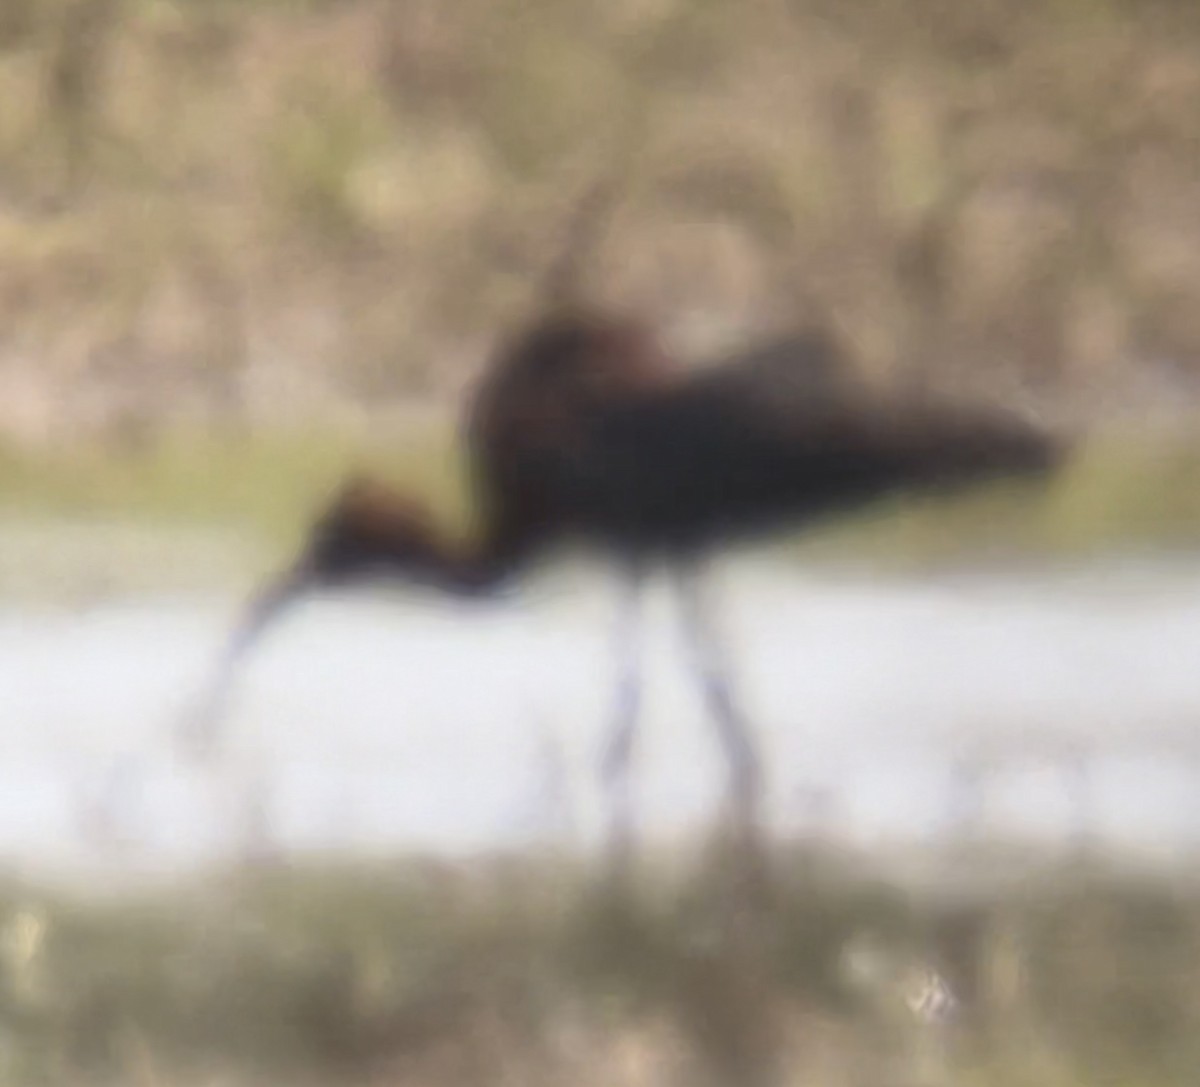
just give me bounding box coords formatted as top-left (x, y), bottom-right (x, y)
top-left (180, 309), bottom-right (1068, 844)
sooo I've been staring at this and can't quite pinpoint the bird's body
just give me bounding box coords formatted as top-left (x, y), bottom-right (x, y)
top-left (182, 307), bottom-right (1068, 851)
top-left (314, 311), bottom-right (1060, 589)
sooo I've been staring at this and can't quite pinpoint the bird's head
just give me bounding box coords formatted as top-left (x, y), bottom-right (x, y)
top-left (298, 475), bottom-right (442, 584)
top-left (176, 476), bottom-right (438, 760)
top-left (233, 477), bottom-right (440, 630)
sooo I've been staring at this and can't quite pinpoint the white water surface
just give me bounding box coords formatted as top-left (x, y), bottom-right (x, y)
top-left (3, 553), bottom-right (1200, 878)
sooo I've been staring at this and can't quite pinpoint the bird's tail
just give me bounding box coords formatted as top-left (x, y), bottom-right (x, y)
top-left (909, 401), bottom-right (1071, 493)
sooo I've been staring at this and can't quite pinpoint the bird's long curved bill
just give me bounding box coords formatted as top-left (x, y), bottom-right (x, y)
top-left (176, 564), bottom-right (312, 759)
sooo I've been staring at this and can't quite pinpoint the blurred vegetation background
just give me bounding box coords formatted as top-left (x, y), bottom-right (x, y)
top-left (2, 0), bottom-right (1200, 446)
top-left (1, 0), bottom-right (1200, 581)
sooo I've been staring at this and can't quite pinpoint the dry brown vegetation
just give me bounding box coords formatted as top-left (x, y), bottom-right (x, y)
top-left (0, 845), bottom-right (1197, 1086)
top-left (1, 0), bottom-right (1199, 446)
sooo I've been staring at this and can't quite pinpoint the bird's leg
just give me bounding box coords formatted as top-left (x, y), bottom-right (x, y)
top-left (677, 562), bottom-right (773, 932)
top-left (599, 563), bottom-right (646, 874)
top-left (676, 564), bottom-right (764, 831)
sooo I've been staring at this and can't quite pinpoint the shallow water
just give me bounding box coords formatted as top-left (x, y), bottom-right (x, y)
top-left (4, 553), bottom-right (1200, 878)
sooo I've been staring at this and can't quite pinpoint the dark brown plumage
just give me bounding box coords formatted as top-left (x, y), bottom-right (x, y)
top-left (180, 308), bottom-right (1068, 842)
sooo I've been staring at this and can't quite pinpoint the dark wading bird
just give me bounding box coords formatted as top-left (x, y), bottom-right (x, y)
top-left (180, 310), bottom-right (1068, 852)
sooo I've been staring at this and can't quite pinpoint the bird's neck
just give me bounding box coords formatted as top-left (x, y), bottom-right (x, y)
top-left (410, 526), bottom-right (512, 596)
top-left (354, 511), bottom-right (529, 598)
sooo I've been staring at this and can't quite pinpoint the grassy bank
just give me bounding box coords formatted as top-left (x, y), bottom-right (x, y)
top-left (0, 416), bottom-right (465, 540)
top-left (4, 422), bottom-right (1200, 597)
top-left (0, 846), bottom-right (1194, 1085)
